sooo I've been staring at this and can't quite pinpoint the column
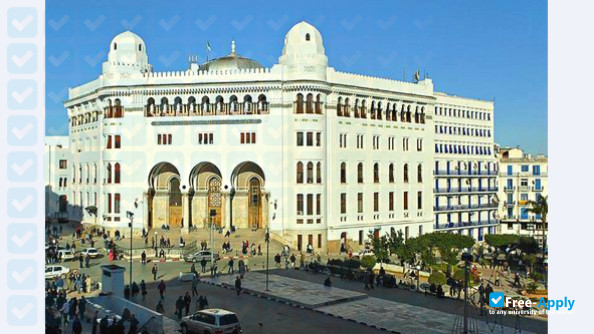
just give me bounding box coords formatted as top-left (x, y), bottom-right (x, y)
top-left (182, 191), bottom-right (190, 234)
top-left (223, 191), bottom-right (231, 230)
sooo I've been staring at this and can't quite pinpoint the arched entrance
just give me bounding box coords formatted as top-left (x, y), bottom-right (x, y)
top-left (189, 162), bottom-right (223, 228)
top-left (148, 162), bottom-right (182, 228)
top-left (231, 162), bottom-right (267, 229)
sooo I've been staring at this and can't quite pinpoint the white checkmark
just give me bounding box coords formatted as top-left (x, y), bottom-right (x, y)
top-left (11, 87), bottom-right (34, 104)
top-left (491, 296), bottom-right (502, 304)
top-left (11, 15), bottom-right (34, 31)
top-left (11, 195), bottom-right (33, 212)
top-left (11, 123), bottom-right (34, 140)
top-left (12, 159), bottom-right (34, 176)
top-left (11, 51), bottom-right (34, 68)
top-left (11, 302), bottom-right (33, 320)
top-left (12, 267), bottom-right (34, 283)
top-left (12, 230), bottom-right (34, 247)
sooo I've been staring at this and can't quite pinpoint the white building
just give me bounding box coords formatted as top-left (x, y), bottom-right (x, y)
top-left (432, 93), bottom-right (498, 241)
top-left (497, 147), bottom-right (548, 243)
top-left (45, 21), bottom-right (498, 253)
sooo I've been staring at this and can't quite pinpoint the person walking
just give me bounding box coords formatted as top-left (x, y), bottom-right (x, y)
top-left (235, 276), bottom-right (242, 296)
top-left (158, 280), bottom-right (166, 299)
top-left (191, 276), bottom-right (199, 296)
top-left (363, 272), bottom-right (370, 291)
top-left (152, 264), bottom-right (158, 281)
top-left (128, 314), bottom-right (139, 334)
top-left (200, 258), bottom-right (207, 273)
top-left (175, 296), bottom-right (184, 320)
top-left (79, 253), bottom-right (84, 269)
top-left (60, 299), bottom-right (70, 326)
top-left (494, 273), bottom-right (501, 286)
top-left (184, 292), bottom-right (192, 316)
top-left (290, 254), bottom-right (296, 268)
top-left (191, 263), bottom-right (196, 275)
top-left (228, 258), bottom-right (234, 274)
top-left (141, 251), bottom-right (147, 265)
top-left (140, 280), bottom-right (147, 300)
top-left (72, 314), bottom-right (83, 334)
top-left (85, 253), bottom-right (90, 268)
top-left (91, 310), bottom-right (99, 334)
top-left (78, 296), bottom-right (87, 318)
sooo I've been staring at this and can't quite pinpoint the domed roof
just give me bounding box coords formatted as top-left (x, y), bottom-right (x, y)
top-left (103, 31), bottom-right (151, 75)
top-left (201, 41), bottom-right (263, 71)
top-left (110, 31), bottom-right (145, 50)
top-left (282, 21), bottom-right (325, 57)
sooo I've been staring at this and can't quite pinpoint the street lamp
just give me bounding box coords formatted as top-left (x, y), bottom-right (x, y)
top-left (415, 265), bottom-right (421, 291)
top-left (127, 211), bottom-right (134, 290)
top-left (209, 210), bottom-right (216, 266)
top-left (461, 252), bottom-right (473, 334)
top-left (265, 227), bottom-right (270, 291)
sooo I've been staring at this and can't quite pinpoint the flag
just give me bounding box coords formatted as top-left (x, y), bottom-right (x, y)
top-left (206, 41), bottom-right (211, 52)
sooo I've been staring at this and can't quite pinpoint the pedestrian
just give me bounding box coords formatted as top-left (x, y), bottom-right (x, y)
top-left (191, 263), bottom-right (196, 275)
top-left (140, 279), bottom-right (147, 300)
top-left (494, 273), bottom-right (501, 286)
top-left (228, 258), bottom-right (234, 274)
top-left (129, 314), bottom-right (139, 334)
top-left (141, 251), bottom-right (147, 265)
top-left (235, 276), bottom-right (242, 296)
top-left (191, 276), bottom-right (199, 296)
top-left (85, 253), bottom-right (90, 268)
top-left (158, 280), bottom-right (166, 299)
top-left (78, 296), bottom-right (87, 318)
top-left (152, 264), bottom-right (158, 281)
top-left (290, 254), bottom-right (296, 268)
top-left (200, 258), bottom-right (207, 273)
top-left (60, 299), bottom-right (70, 326)
top-left (131, 281), bottom-right (140, 298)
top-left (79, 253), bottom-right (84, 268)
top-left (364, 272), bottom-right (370, 291)
top-left (72, 314), bottom-right (83, 334)
top-left (184, 292), bottom-right (192, 316)
top-left (514, 272), bottom-right (521, 287)
top-left (175, 296), bottom-right (184, 320)
top-left (91, 310), bottom-right (99, 334)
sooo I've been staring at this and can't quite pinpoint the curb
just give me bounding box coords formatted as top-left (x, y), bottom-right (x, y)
top-left (200, 279), bottom-right (398, 333)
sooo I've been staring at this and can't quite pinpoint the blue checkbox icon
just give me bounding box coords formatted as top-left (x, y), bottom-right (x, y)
top-left (489, 292), bottom-right (505, 307)
top-left (7, 152), bottom-right (37, 182)
top-left (7, 7), bottom-right (38, 38)
top-left (7, 116), bottom-right (38, 146)
top-left (8, 44), bottom-right (37, 74)
top-left (8, 80), bottom-right (37, 110)
top-left (8, 224), bottom-right (37, 254)
top-left (7, 187), bottom-right (37, 218)
top-left (7, 295), bottom-right (37, 326)
top-left (7, 259), bottom-right (37, 290)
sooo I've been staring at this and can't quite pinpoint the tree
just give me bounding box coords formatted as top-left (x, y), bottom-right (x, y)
top-left (485, 234), bottom-right (520, 250)
top-left (518, 236), bottom-right (540, 254)
top-left (369, 232), bottom-right (389, 264)
top-left (525, 195), bottom-right (548, 253)
top-left (428, 271), bottom-right (447, 285)
top-left (361, 255), bottom-right (376, 270)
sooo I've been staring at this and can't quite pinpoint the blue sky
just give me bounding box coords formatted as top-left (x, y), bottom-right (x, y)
top-left (46, 0), bottom-right (547, 154)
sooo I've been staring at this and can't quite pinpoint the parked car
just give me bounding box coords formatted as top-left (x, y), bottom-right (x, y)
top-left (57, 249), bottom-right (75, 261)
top-left (352, 249), bottom-right (374, 259)
top-left (185, 250), bottom-right (220, 263)
top-left (80, 247), bottom-right (100, 258)
top-left (45, 265), bottom-right (70, 279)
top-left (180, 309), bottom-right (242, 334)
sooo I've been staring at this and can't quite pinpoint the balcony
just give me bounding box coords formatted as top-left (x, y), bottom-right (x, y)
top-left (504, 200), bottom-right (516, 206)
top-left (434, 187), bottom-right (499, 194)
top-left (504, 186), bottom-right (515, 192)
top-left (434, 203), bottom-right (498, 212)
top-left (532, 186), bottom-right (544, 192)
top-left (434, 170), bottom-right (498, 177)
top-left (435, 220), bottom-right (499, 230)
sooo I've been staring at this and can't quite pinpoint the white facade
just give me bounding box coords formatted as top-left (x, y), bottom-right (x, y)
top-left (497, 147), bottom-right (548, 243)
top-left (432, 93), bottom-right (498, 241)
top-left (45, 21), bottom-right (497, 253)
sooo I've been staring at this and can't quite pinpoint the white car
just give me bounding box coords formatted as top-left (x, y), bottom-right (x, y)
top-left (352, 249), bottom-right (374, 259)
top-left (57, 249), bottom-right (75, 261)
top-left (81, 248), bottom-right (99, 258)
top-left (45, 265), bottom-right (70, 279)
top-left (185, 250), bottom-right (220, 263)
top-left (180, 309), bottom-right (242, 334)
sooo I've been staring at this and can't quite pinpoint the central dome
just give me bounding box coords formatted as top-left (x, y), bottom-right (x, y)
top-left (202, 41), bottom-right (263, 71)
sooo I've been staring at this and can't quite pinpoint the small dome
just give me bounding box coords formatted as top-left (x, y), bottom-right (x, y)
top-left (201, 40), bottom-right (263, 71)
top-left (104, 31), bottom-right (151, 74)
top-left (282, 21), bottom-right (325, 57)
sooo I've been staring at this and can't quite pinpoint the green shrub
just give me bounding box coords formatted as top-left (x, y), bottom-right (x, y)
top-left (530, 272), bottom-right (544, 282)
top-left (428, 271), bottom-right (447, 285)
top-left (326, 259), bottom-right (344, 267)
top-left (526, 281), bottom-right (539, 293)
top-left (452, 269), bottom-right (475, 287)
top-left (360, 256), bottom-right (376, 270)
top-left (343, 259), bottom-right (361, 269)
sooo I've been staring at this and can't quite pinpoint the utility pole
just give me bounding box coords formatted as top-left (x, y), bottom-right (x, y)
top-left (127, 211), bottom-right (134, 290)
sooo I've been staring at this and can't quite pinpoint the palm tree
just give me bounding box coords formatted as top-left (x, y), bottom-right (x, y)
top-left (526, 195), bottom-right (548, 286)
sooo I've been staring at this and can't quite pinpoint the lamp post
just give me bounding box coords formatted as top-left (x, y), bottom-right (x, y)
top-left (461, 252), bottom-right (473, 334)
top-left (209, 210), bottom-right (216, 266)
top-left (127, 211), bottom-right (134, 290)
top-left (416, 265), bottom-right (421, 291)
top-left (265, 227), bottom-right (270, 291)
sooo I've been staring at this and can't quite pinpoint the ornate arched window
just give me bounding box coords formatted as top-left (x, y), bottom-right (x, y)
top-left (296, 94), bottom-right (304, 114)
top-left (316, 162), bottom-right (322, 183)
top-left (114, 163), bottom-right (121, 184)
top-left (107, 163), bottom-right (112, 184)
top-left (417, 164), bottom-right (423, 183)
top-left (340, 162), bottom-right (346, 183)
top-left (296, 162), bottom-right (303, 184)
top-left (357, 163), bottom-right (364, 183)
top-left (306, 162), bottom-right (314, 183)
top-left (403, 163), bottom-right (409, 183)
top-left (389, 163), bottom-right (394, 183)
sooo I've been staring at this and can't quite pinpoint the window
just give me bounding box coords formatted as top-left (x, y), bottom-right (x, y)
top-left (307, 162), bottom-right (314, 183)
top-left (316, 132), bottom-right (321, 146)
top-left (521, 165), bottom-right (529, 172)
top-left (316, 162), bottom-right (322, 183)
top-left (388, 136), bottom-right (395, 150)
top-left (107, 163), bottom-right (112, 183)
top-left (402, 137), bottom-right (409, 151)
top-left (296, 162), bottom-right (303, 184)
top-left (197, 133), bottom-right (213, 145)
top-left (158, 133), bottom-right (172, 145)
top-left (107, 135), bottom-right (112, 149)
top-left (373, 135), bottom-right (380, 150)
top-left (357, 134), bottom-right (364, 149)
top-left (114, 135), bottom-right (121, 149)
top-left (114, 163), bottom-right (121, 184)
top-left (507, 165), bottom-right (513, 175)
top-left (340, 194), bottom-right (346, 214)
top-left (306, 194), bottom-right (313, 215)
top-left (306, 132), bottom-right (313, 146)
top-left (373, 163), bottom-right (379, 183)
top-left (389, 163), bottom-right (394, 183)
top-left (114, 193), bottom-right (121, 214)
top-left (59, 160), bottom-right (67, 169)
top-left (532, 165), bottom-right (541, 175)
top-left (403, 163), bottom-right (409, 183)
top-left (389, 192), bottom-right (394, 211)
top-left (417, 191), bottom-right (422, 210)
top-left (359, 230), bottom-right (363, 245)
top-left (417, 138), bottom-right (423, 151)
top-left (340, 163), bottom-right (347, 183)
top-left (305, 33), bottom-right (311, 41)
top-left (339, 133), bottom-right (347, 148)
top-left (417, 164), bottom-right (423, 182)
top-left (316, 194), bottom-right (321, 215)
top-left (297, 194), bottom-right (304, 214)
top-left (297, 132), bottom-right (304, 146)
top-left (357, 193), bottom-right (363, 213)
top-left (357, 163), bottom-right (363, 183)
top-left (374, 192), bottom-right (379, 212)
top-left (520, 179), bottom-right (528, 187)
top-left (403, 191), bottom-right (408, 210)
top-left (108, 193), bottom-right (112, 213)
top-left (240, 132), bottom-right (256, 144)
top-left (318, 234), bottom-right (322, 248)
